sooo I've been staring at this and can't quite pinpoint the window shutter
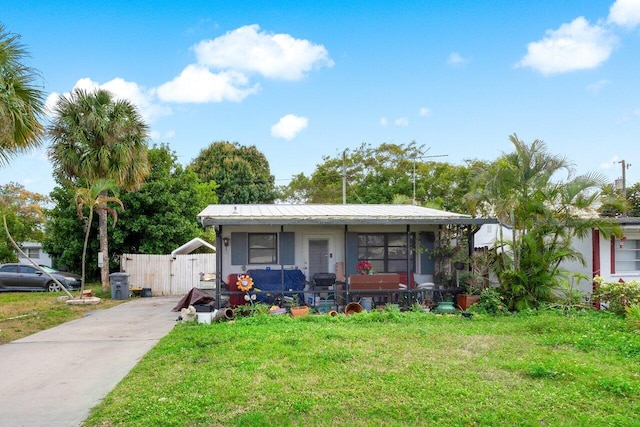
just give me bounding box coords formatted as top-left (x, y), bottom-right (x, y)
top-left (279, 232), bottom-right (295, 265)
top-left (230, 232), bottom-right (247, 265)
top-left (346, 232), bottom-right (359, 276)
top-left (419, 231), bottom-right (435, 274)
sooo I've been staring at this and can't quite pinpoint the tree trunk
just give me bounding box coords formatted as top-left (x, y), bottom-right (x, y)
top-left (98, 196), bottom-right (110, 292)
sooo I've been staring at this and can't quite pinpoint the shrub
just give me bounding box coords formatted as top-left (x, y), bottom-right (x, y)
top-left (626, 304), bottom-right (640, 331)
top-left (468, 287), bottom-right (510, 315)
top-left (593, 277), bottom-right (640, 314)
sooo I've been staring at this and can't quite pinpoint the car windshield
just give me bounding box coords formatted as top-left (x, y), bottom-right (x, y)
top-left (38, 265), bottom-right (58, 274)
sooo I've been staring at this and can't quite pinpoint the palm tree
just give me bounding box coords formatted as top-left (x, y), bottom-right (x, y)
top-left (469, 134), bottom-right (621, 310)
top-left (48, 88), bottom-right (149, 291)
top-left (75, 180), bottom-right (123, 297)
top-left (0, 23), bottom-right (45, 166)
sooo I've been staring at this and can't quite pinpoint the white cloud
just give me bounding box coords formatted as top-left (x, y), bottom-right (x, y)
top-left (46, 77), bottom-right (171, 123)
top-left (394, 117), bottom-right (409, 127)
top-left (608, 0), bottom-right (640, 28)
top-left (586, 79), bottom-right (611, 94)
top-left (271, 114), bottom-right (308, 140)
top-left (380, 117), bottom-right (388, 126)
top-left (193, 24), bottom-right (334, 80)
top-left (149, 130), bottom-right (176, 140)
top-left (599, 155), bottom-right (619, 170)
top-left (157, 65), bottom-right (259, 103)
top-left (516, 17), bottom-right (617, 75)
top-left (44, 93), bottom-right (60, 117)
top-left (419, 107), bottom-right (431, 117)
top-left (447, 52), bottom-right (468, 66)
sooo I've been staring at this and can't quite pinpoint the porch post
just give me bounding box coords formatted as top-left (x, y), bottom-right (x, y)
top-left (406, 225), bottom-right (413, 301)
top-left (215, 225), bottom-right (223, 309)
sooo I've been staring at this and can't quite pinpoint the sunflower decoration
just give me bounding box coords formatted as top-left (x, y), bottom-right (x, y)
top-left (236, 274), bottom-right (254, 292)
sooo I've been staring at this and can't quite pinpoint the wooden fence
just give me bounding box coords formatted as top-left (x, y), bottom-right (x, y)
top-left (119, 253), bottom-right (216, 296)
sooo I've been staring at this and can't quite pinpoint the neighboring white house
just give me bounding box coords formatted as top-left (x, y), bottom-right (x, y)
top-left (17, 241), bottom-right (52, 267)
top-left (197, 204), bottom-right (497, 308)
top-left (594, 217), bottom-right (640, 284)
top-left (474, 218), bottom-right (640, 295)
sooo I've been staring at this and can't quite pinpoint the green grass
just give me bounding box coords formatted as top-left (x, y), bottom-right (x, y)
top-left (84, 308), bottom-right (640, 426)
top-left (0, 283), bottom-right (124, 344)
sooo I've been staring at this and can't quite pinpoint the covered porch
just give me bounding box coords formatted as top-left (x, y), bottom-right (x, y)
top-left (197, 204), bottom-right (496, 310)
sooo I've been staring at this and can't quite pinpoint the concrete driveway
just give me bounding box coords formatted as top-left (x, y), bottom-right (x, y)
top-left (0, 296), bottom-right (179, 427)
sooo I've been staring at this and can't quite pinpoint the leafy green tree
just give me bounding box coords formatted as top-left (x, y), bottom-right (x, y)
top-left (0, 183), bottom-right (48, 263)
top-left (75, 179), bottom-right (123, 295)
top-left (47, 88), bottom-right (150, 290)
top-left (0, 23), bottom-right (45, 166)
top-left (111, 144), bottom-right (217, 255)
top-left (599, 182), bottom-right (639, 217)
top-left (189, 141), bottom-right (275, 204)
top-left (277, 141), bottom-right (476, 213)
top-left (44, 144), bottom-right (216, 275)
top-left (468, 134), bottom-right (621, 310)
top-left (43, 185), bottom-right (90, 276)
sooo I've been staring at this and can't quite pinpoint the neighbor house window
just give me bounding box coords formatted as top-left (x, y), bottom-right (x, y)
top-left (615, 236), bottom-right (640, 273)
top-left (27, 248), bottom-right (40, 259)
top-left (248, 233), bottom-right (277, 264)
top-left (358, 233), bottom-right (415, 273)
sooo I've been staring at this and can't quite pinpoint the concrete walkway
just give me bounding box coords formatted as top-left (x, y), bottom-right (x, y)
top-left (0, 296), bottom-right (179, 427)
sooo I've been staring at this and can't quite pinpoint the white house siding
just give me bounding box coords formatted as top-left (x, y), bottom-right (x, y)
top-left (217, 224), bottom-right (440, 285)
top-left (17, 242), bottom-right (52, 267)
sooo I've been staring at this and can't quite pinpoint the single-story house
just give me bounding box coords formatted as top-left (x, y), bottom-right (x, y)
top-left (17, 241), bottom-right (52, 267)
top-left (475, 217), bottom-right (640, 296)
top-left (197, 204), bottom-right (497, 309)
top-left (595, 217), bottom-right (640, 285)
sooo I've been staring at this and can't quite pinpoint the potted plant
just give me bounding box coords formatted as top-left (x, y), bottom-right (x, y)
top-left (356, 260), bottom-right (372, 275)
top-left (285, 294), bottom-right (309, 317)
top-left (456, 271), bottom-right (482, 311)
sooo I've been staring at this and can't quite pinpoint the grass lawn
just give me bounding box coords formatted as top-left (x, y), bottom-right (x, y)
top-left (84, 308), bottom-right (640, 427)
top-left (0, 284), bottom-right (124, 344)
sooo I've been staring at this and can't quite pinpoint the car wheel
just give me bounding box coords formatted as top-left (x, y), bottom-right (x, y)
top-left (47, 281), bottom-right (62, 292)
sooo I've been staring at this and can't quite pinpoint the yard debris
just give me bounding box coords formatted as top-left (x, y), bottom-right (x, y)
top-left (66, 297), bottom-right (101, 305)
top-left (180, 305), bottom-right (197, 322)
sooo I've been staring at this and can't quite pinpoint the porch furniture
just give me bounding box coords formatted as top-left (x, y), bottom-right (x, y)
top-left (413, 273), bottom-right (436, 303)
top-left (246, 269), bottom-right (306, 304)
top-left (348, 273), bottom-right (401, 306)
top-left (349, 273), bottom-right (400, 290)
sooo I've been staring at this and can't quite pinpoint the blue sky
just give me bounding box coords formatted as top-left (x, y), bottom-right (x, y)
top-left (2, 0), bottom-right (640, 197)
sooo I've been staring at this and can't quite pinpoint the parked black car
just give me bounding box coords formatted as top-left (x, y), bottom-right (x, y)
top-left (0, 264), bottom-right (82, 292)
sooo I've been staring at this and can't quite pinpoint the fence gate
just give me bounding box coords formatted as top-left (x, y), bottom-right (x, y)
top-left (120, 253), bottom-right (216, 296)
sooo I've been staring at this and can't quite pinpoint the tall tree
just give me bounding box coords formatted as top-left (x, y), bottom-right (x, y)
top-left (0, 182), bottom-right (48, 263)
top-left (276, 141), bottom-right (476, 213)
top-left (75, 179), bottom-right (123, 296)
top-left (599, 182), bottom-right (638, 218)
top-left (0, 23), bottom-right (45, 166)
top-left (111, 144), bottom-right (217, 255)
top-left (44, 144), bottom-right (217, 277)
top-left (189, 141), bottom-right (276, 204)
top-left (47, 88), bottom-right (149, 290)
top-left (468, 134), bottom-right (621, 310)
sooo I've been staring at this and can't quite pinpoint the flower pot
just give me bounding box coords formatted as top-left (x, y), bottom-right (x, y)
top-left (434, 300), bottom-right (457, 314)
top-left (290, 306), bottom-right (309, 317)
top-left (456, 294), bottom-right (481, 311)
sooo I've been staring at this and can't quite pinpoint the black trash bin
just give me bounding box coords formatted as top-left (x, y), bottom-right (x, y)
top-left (109, 272), bottom-right (130, 300)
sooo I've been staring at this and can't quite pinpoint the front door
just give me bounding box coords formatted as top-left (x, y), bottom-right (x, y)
top-left (305, 237), bottom-right (331, 284)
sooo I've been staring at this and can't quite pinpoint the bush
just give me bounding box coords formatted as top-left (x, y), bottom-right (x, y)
top-left (626, 304), bottom-right (640, 331)
top-left (468, 287), bottom-right (510, 315)
top-left (593, 277), bottom-right (640, 314)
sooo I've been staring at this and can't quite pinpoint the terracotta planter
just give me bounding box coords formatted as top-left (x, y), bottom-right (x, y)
top-left (290, 306), bottom-right (310, 317)
top-left (456, 294), bottom-right (480, 311)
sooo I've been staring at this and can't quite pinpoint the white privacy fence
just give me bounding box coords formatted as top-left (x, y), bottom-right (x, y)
top-left (119, 253), bottom-right (216, 296)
